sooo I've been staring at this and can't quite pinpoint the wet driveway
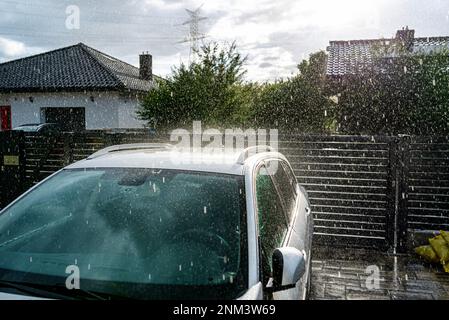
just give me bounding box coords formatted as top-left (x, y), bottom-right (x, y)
top-left (310, 246), bottom-right (449, 300)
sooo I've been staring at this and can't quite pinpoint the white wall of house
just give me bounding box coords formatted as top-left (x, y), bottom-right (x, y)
top-left (0, 91), bottom-right (146, 129)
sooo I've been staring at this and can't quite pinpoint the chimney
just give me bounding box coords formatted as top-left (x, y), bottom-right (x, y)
top-left (139, 52), bottom-right (153, 81)
top-left (395, 26), bottom-right (415, 50)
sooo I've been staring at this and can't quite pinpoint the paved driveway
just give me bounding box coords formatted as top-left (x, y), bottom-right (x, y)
top-left (310, 246), bottom-right (449, 300)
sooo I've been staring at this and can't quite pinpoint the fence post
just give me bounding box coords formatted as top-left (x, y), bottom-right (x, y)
top-left (386, 136), bottom-right (399, 252)
top-left (396, 135), bottom-right (411, 253)
top-left (63, 133), bottom-right (74, 166)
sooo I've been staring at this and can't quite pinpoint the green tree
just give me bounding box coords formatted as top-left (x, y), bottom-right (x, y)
top-left (251, 51), bottom-right (335, 133)
top-left (336, 49), bottom-right (449, 135)
top-left (138, 42), bottom-right (249, 129)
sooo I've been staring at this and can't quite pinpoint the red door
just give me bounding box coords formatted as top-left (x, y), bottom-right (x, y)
top-left (0, 106), bottom-right (11, 131)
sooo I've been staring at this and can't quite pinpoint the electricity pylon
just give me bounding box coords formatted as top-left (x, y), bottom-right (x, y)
top-left (179, 4), bottom-right (207, 61)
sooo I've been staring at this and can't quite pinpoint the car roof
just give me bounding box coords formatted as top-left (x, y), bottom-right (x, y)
top-left (16, 123), bottom-right (42, 127)
top-left (17, 123), bottom-right (57, 127)
top-left (66, 144), bottom-right (285, 175)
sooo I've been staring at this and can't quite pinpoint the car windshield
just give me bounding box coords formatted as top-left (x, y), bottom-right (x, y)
top-left (0, 168), bottom-right (248, 300)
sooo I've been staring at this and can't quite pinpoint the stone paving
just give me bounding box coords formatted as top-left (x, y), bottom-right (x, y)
top-left (310, 246), bottom-right (449, 300)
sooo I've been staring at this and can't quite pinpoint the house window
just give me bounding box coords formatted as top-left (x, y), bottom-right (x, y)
top-left (0, 106), bottom-right (11, 131)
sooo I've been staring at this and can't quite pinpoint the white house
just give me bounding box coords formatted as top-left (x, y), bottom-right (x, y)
top-left (0, 43), bottom-right (158, 131)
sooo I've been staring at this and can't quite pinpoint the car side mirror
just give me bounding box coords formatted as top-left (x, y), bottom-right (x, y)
top-left (269, 247), bottom-right (306, 292)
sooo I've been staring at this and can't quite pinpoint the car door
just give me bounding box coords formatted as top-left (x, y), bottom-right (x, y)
top-left (282, 161), bottom-right (312, 297)
top-left (254, 163), bottom-right (289, 299)
top-left (265, 159), bottom-right (310, 299)
top-left (271, 160), bottom-right (311, 254)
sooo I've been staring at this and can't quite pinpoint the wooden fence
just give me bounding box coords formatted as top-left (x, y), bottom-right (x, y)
top-left (0, 130), bottom-right (25, 209)
top-left (1, 131), bottom-right (448, 252)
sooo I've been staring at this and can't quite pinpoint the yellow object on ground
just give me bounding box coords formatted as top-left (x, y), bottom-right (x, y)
top-left (429, 235), bottom-right (449, 263)
top-left (441, 230), bottom-right (449, 245)
top-left (415, 245), bottom-right (440, 263)
top-left (414, 231), bottom-right (449, 273)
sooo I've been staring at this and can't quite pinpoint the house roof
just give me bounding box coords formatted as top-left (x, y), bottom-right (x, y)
top-left (0, 43), bottom-right (156, 93)
top-left (326, 33), bottom-right (449, 77)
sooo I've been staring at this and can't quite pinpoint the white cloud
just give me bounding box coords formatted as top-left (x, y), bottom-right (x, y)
top-left (144, 0), bottom-right (197, 11)
top-left (0, 37), bottom-right (44, 63)
top-left (0, 37), bottom-right (27, 57)
top-left (145, 52), bottom-right (188, 78)
top-left (201, 0), bottom-right (390, 80)
top-left (244, 46), bottom-right (297, 82)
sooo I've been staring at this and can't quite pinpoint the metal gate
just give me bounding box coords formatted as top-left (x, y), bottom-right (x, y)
top-left (279, 135), bottom-right (397, 251)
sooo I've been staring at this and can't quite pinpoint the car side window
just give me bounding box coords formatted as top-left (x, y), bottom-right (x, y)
top-left (266, 160), bottom-right (298, 224)
top-left (281, 161), bottom-right (298, 194)
top-left (255, 164), bottom-right (288, 283)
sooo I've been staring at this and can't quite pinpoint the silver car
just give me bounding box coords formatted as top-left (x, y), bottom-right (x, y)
top-left (0, 144), bottom-right (313, 300)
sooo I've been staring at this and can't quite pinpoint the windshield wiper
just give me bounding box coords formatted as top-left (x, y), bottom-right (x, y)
top-left (0, 280), bottom-right (107, 300)
top-left (0, 280), bottom-right (72, 299)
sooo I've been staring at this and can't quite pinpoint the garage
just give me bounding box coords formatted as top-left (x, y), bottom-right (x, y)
top-left (42, 107), bottom-right (86, 132)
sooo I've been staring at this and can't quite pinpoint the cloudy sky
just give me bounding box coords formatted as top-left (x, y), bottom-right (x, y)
top-left (1, 0), bottom-right (449, 81)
